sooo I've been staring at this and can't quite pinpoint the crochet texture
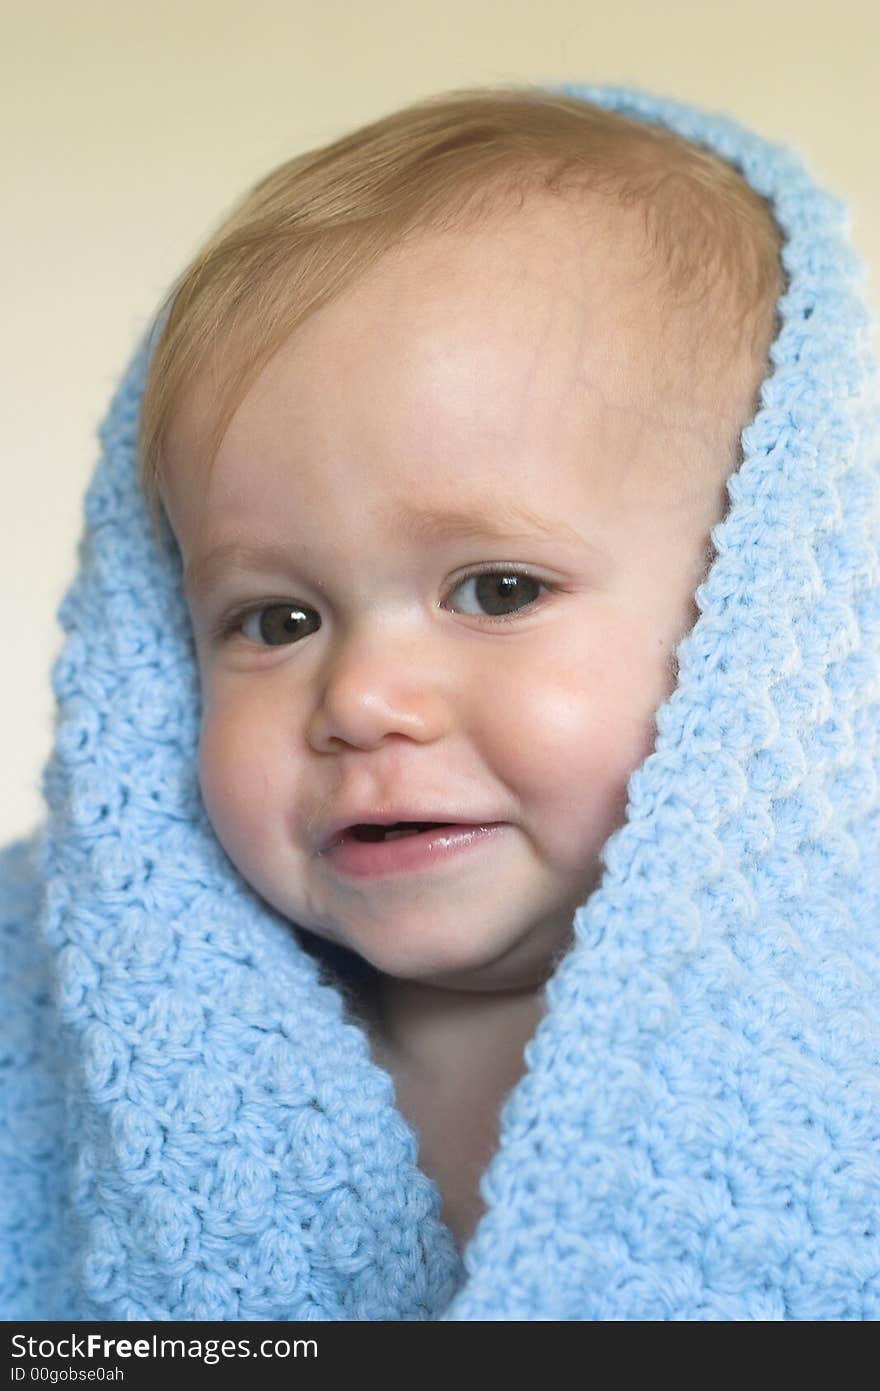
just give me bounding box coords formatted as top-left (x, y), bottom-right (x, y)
top-left (1, 81), bottom-right (879, 1320)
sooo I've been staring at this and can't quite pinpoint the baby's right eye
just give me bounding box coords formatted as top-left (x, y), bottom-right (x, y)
top-left (213, 601), bottom-right (320, 647)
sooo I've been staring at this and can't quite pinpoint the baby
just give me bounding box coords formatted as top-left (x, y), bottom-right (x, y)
top-left (145, 88), bottom-right (784, 1248)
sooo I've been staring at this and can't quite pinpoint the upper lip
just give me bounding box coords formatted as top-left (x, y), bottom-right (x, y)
top-left (315, 810), bottom-right (499, 853)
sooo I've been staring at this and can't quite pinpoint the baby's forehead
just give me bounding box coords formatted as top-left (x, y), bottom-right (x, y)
top-left (356, 192), bottom-right (660, 318)
top-left (166, 192), bottom-right (753, 516)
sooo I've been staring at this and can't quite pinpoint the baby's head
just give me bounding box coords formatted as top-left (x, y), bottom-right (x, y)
top-left (144, 86), bottom-right (784, 1000)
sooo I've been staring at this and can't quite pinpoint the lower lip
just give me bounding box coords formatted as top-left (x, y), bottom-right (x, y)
top-left (321, 824), bottom-right (507, 879)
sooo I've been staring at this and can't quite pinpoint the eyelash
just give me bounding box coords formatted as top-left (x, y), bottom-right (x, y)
top-left (210, 566), bottom-right (555, 646)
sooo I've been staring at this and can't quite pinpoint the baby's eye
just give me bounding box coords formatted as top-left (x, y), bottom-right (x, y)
top-left (215, 568), bottom-right (548, 648)
top-left (444, 568), bottom-right (547, 620)
top-left (229, 603), bottom-right (320, 647)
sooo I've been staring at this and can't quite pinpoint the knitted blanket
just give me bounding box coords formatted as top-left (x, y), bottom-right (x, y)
top-left (2, 81), bottom-right (879, 1320)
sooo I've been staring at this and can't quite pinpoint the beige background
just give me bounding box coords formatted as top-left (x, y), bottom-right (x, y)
top-left (3, 0), bottom-right (878, 847)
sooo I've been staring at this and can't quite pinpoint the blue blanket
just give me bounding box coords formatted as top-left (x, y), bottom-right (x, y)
top-left (2, 81), bottom-right (878, 1319)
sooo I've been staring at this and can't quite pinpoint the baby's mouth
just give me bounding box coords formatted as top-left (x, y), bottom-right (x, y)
top-left (350, 822), bottom-right (448, 842)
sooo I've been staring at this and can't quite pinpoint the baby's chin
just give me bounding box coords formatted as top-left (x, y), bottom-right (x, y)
top-left (248, 861), bottom-right (580, 1001)
top-left (333, 925), bottom-right (561, 997)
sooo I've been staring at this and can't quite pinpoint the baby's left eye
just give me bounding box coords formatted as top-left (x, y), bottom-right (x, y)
top-left (445, 569), bottom-right (547, 621)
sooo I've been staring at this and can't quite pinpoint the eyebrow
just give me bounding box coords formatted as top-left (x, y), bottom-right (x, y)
top-left (183, 502), bottom-right (605, 599)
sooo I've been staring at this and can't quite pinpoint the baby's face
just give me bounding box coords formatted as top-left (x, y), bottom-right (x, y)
top-left (162, 196), bottom-right (755, 995)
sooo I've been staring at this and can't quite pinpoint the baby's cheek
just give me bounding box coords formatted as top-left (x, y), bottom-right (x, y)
top-left (196, 705), bottom-right (273, 862)
top-left (495, 666), bottom-right (613, 787)
top-left (496, 666), bottom-right (651, 867)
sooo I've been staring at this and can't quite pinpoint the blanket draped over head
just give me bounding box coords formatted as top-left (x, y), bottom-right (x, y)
top-left (2, 82), bottom-right (879, 1321)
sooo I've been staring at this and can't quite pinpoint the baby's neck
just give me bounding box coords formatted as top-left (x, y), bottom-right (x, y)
top-left (363, 972), bottom-right (547, 1093)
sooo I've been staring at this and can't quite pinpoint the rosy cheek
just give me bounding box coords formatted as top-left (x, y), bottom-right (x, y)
top-left (507, 680), bottom-right (597, 780)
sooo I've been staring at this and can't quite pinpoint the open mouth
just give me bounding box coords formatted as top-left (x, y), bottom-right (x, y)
top-left (349, 822), bottom-right (449, 842)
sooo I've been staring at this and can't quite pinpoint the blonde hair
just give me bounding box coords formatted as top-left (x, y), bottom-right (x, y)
top-left (138, 83), bottom-right (785, 539)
